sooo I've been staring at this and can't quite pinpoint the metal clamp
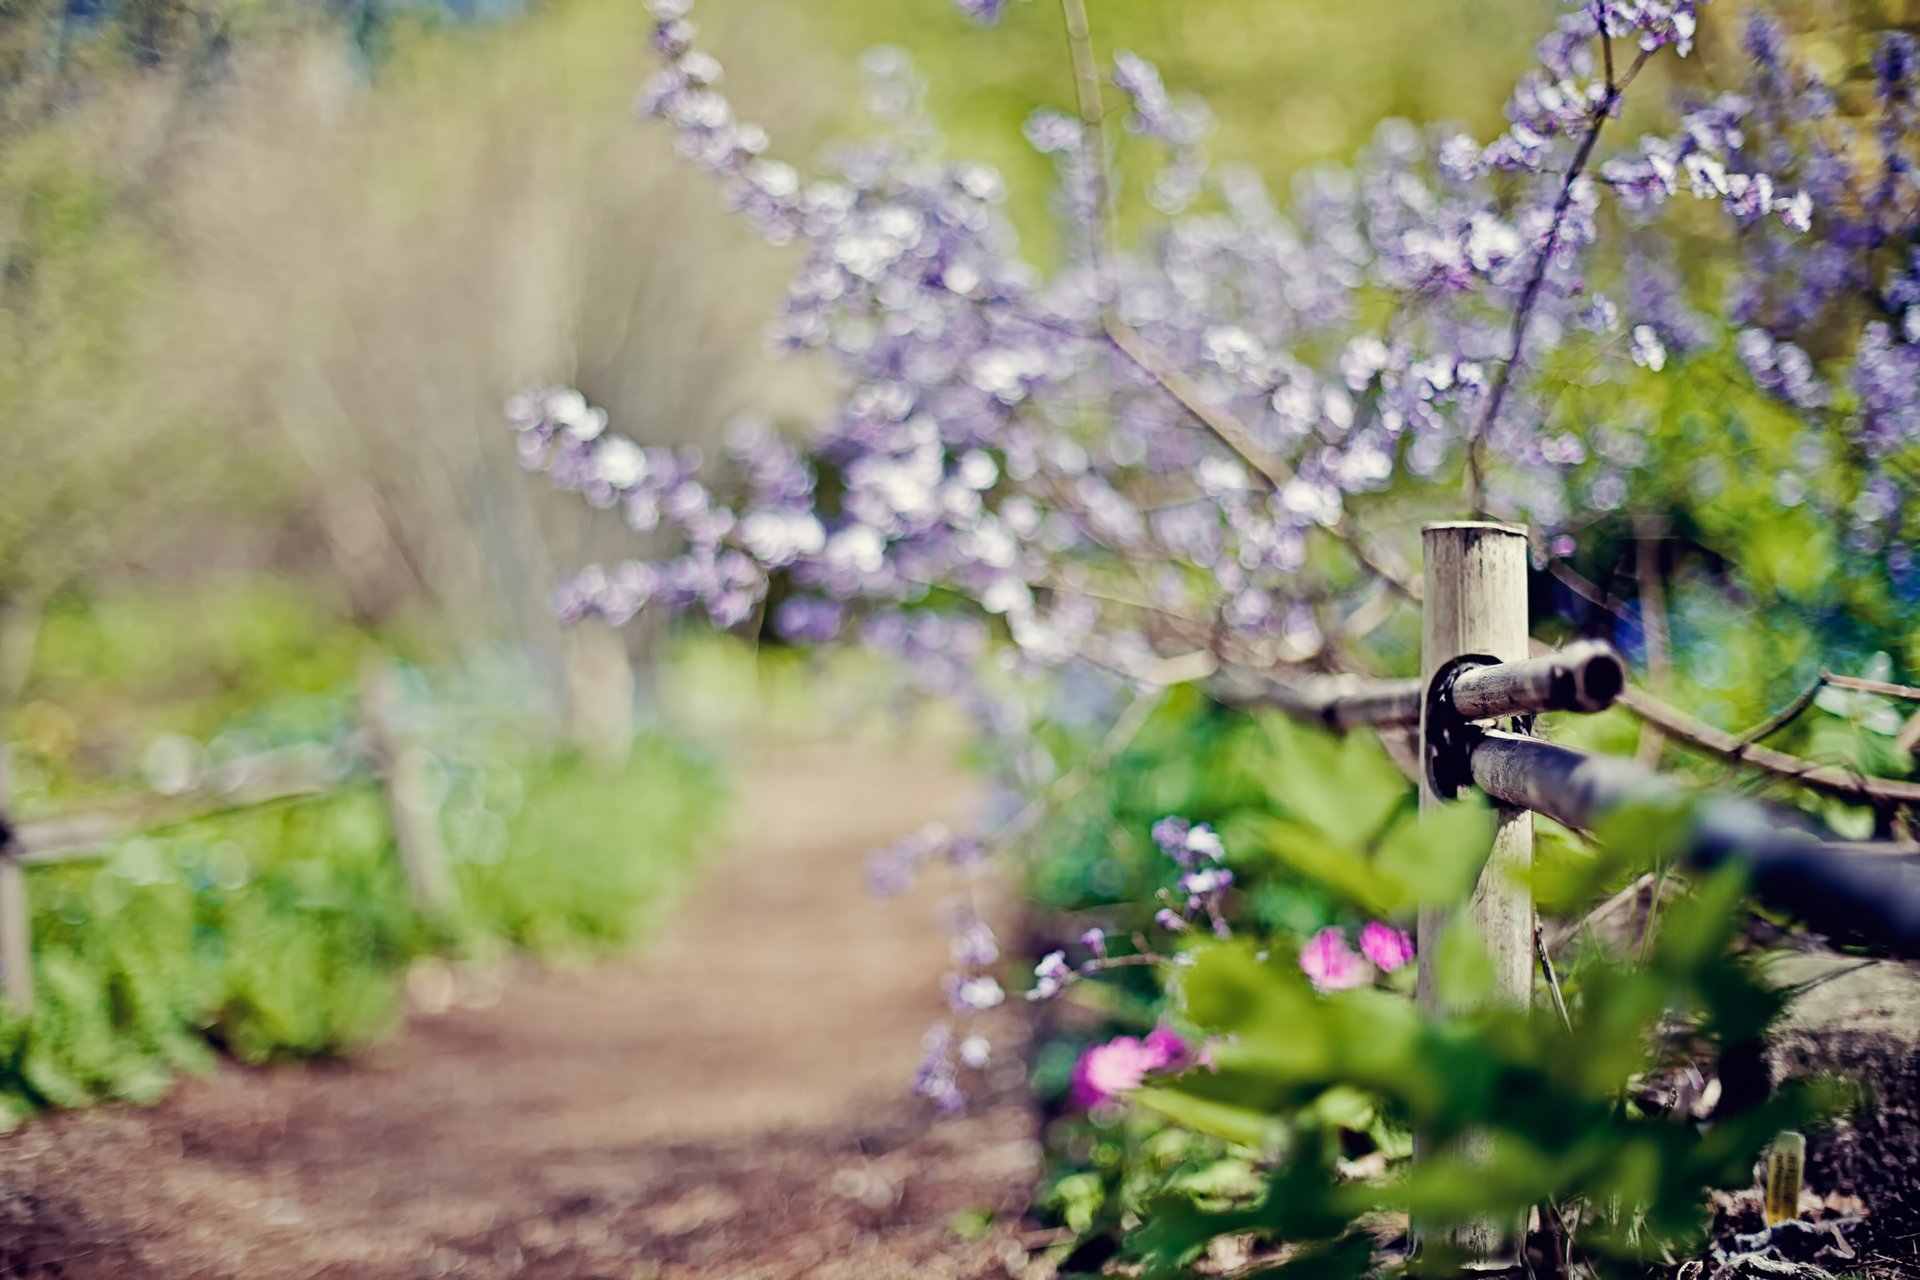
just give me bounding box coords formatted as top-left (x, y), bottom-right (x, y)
top-left (1424, 653), bottom-right (1498, 801)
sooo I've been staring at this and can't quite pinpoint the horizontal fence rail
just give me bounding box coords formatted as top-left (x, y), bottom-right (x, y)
top-left (1212, 523), bottom-right (1920, 967)
top-left (1467, 730), bottom-right (1920, 957)
top-left (0, 660), bottom-right (457, 1012)
top-left (1216, 640), bottom-right (1628, 730)
top-left (1221, 645), bottom-right (1920, 958)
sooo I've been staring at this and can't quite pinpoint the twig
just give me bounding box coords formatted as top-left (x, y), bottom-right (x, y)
top-left (1822, 671), bottom-right (1920, 702)
top-left (1104, 321), bottom-right (1425, 605)
top-left (1467, 46), bottom-right (1654, 512)
top-left (1736, 678), bottom-right (1828, 747)
top-left (1535, 912), bottom-right (1574, 1032)
top-left (1595, 3), bottom-right (1617, 94)
top-left (1897, 708), bottom-right (1920, 759)
top-left (1545, 871), bottom-right (1657, 952)
top-left (1778, 957), bottom-right (1880, 1000)
top-left (1057, 0), bottom-right (1116, 276)
top-left (1103, 317), bottom-right (1293, 488)
top-left (1633, 517), bottom-right (1671, 769)
top-left (991, 684), bottom-right (1170, 851)
top-left (1617, 684), bottom-right (1920, 808)
top-left (1548, 558), bottom-right (1633, 623)
top-left (1637, 862), bottom-right (1671, 964)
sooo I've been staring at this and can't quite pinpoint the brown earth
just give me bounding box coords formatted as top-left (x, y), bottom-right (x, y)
top-left (0, 744), bottom-right (1039, 1279)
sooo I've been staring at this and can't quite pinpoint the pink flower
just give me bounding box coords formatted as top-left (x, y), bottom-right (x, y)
top-left (1299, 927), bottom-right (1369, 991)
top-left (1359, 921), bottom-right (1415, 972)
top-left (1070, 1028), bottom-right (1189, 1108)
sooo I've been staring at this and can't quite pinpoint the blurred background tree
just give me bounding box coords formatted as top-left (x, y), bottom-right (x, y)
top-left (5, 0), bottom-right (1905, 767)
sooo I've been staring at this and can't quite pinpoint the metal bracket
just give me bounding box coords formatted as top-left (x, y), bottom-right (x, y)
top-left (1423, 653), bottom-right (1498, 800)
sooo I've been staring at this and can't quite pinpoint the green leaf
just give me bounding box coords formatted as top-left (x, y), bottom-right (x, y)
top-left (1431, 914), bottom-right (1494, 1008)
top-left (1254, 714), bottom-right (1409, 847)
top-left (1134, 1085), bottom-right (1285, 1151)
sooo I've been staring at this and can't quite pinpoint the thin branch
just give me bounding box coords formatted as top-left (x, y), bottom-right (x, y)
top-left (991, 683), bottom-right (1170, 852)
top-left (1535, 912), bottom-right (1574, 1032)
top-left (1822, 670), bottom-right (1920, 702)
top-left (1545, 870), bottom-right (1657, 952)
top-left (1617, 683), bottom-right (1920, 808)
top-left (1778, 957), bottom-right (1880, 1000)
top-left (1052, 0), bottom-right (1424, 612)
top-left (1637, 862), bottom-right (1671, 964)
top-left (1595, 3), bottom-right (1617, 94)
top-left (1057, 0), bottom-right (1116, 274)
top-left (1548, 558), bottom-right (1633, 623)
top-left (1633, 517), bottom-right (1672, 768)
top-left (1103, 319), bottom-right (1423, 603)
top-left (1736, 677), bottom-right (1827, 747)
top-left (1103, 317), bottom-right (1293, 488)
top-left (1896, 707), bottom-right (1920, 759)
top-left (1467, 46), bottom-right (1653, 512)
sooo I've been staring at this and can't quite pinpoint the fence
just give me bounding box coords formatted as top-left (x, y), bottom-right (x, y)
top-left (1206, 521), bottom-right (1920, 1260)
top-left (0, 659), bottom-right (456, 1013)
top-left (1217, 522), bottom-right (1920, 976)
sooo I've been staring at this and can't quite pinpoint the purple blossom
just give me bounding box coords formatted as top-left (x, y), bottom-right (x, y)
top-left (509, 0), bottom-right (1920, 1118)
top-left (946, 974), bottom-right (1005, 1012)
top-left (953, 0), bottom-right (1008, 24)
top-left (1029, 949), bottom-right (1072, 1000)
top-left (912, 1022), bottom-right (965, 1114)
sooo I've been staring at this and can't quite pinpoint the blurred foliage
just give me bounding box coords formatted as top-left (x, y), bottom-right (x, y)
top-left (0, 577), bottom-right (728, 1121)
top-left (1014, 677), bottom-right (1881, 1273)
top-left (819, 0), bottom-right (1541, 260)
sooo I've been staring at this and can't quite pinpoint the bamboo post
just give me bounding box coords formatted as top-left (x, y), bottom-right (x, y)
top-left (0, 746), bottom-right (34, 1013)
top-left (1416, 521), bottom-right (1534, 1263)
top-left (359, 662), bottom-right (457, 922)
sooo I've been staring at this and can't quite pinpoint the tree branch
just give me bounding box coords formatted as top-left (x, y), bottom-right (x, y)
top-left (1617, 684), bottom-right (1920, 808)
top-left (1467, 46), bottom-right (1653, 512)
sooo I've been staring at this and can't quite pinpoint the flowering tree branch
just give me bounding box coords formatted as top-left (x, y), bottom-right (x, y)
top-left (1466, 42), bottom-right (1655, 513)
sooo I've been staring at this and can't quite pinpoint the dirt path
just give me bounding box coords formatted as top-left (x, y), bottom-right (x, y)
top-left (0, 744), bottom-right (1038, 1279)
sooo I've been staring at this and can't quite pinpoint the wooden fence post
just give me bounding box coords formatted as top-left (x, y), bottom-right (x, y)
top-left (1416, 521), bottom-right (1534, 1262)
top-left (0, 746), bottom-right (34, 1014)
top-left (359, 662), bottom-right (458, 922)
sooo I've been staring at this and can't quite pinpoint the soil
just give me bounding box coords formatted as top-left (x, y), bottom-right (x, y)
top-left (0, 743), bottom-right (1039, 1279)
top-left (1762, 953), bottom-right (1920, 1279)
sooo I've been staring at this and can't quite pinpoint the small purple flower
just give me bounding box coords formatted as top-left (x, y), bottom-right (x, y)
top-left (953, 0), bottom-right (1007, 24)
top-left (1080, 927), bottom-right (1108, 959)
top-left (1150, 816), bottom-right (1191, 857)
top-left (1358, 922), bottom-right (1415, 972)
top-left (1154, 908), bottom-right (1188, 932)
top-left (1184, 824), bottom-right (1224, 862)
top-left (1300, 927), bottom-right (1369, 992)
top-left (946, 974), bottom-right (1005, 1012)
top-left (958, 1034), bottom-right (991, 1068)
top-left (1180, 866), bottom-right (1233, 896)
top-left (1029, 950), bottom-right (1072, 1000)
top-left (912, 1022), bottom-right (965, 1115)
top-left (950, 921), bottom-right (1000, 968)
top-left (1152, 816), bottom-right (1225, 867)
top-left (1629, 324), bottom-right (1667, 371)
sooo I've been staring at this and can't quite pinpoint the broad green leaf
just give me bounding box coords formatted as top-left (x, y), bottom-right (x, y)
top-left (1254, 714), bottom-right (1409, 846)
top-left (1431, 913), bottom-right (1494, 1008)
top-left (1134, 1085), bottom-right (1285, 1151)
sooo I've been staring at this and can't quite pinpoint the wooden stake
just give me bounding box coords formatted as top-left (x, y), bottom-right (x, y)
top-left (360, 662), bottom-right (458, 922)
top-left (0, 746), bottom-right (34, 1013)
top-left (1416, 521), bottom-right (1534, 1262)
